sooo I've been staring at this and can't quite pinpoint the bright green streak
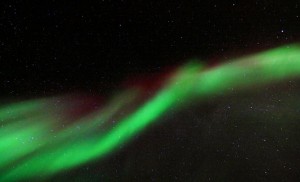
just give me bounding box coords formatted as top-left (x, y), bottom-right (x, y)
top-left (49, 62), bottom-right (204, 172)
top-left (195, 44), bottom-right (300, 95)
top-left (2, 44), bottom-right (300, 181)
top-left (1, 62), bottom-right (204, 180)
top-left (0, 121), bottom-right (50, 167)
top-left (0, 91), bottom-right (136, 172)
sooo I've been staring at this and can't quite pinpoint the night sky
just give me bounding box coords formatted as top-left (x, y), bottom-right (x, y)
top-left (1, 0), bottom-right (300, 97)
top-left (1, 1), bottom-right (300, 181)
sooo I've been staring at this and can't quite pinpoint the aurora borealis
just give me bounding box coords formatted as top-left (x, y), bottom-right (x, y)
top-left (1, 44), bottom-right (300, 181)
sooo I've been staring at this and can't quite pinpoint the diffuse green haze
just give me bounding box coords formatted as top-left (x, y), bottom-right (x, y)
top-left (1, 44), bottom-right (300, 181)
top-left (0, 90), bottom-right (135, 168)
top-left (0, 119), bottom-right (52, 167)
top-left (0, 99), bottom-right (46, 122)
top-left (0, 90), bottom-right (139, 179)
top-left (55, 89), bottom-right (138, 140)
top-left (194, 44), bottom-right (300, 96)
top-left (1, 62), bottom-right (205, 180)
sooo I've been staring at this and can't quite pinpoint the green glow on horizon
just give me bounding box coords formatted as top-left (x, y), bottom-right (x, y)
top-left (1, 44), bottom-right (300, 181)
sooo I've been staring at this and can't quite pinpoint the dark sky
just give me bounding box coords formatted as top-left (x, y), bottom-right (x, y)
top-left (1, 0), bottom-right (300, 97)
top-left (1, 1), bottom-right (300, 181)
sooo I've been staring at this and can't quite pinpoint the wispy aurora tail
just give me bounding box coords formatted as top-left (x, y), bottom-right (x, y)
top-left (1, 44), bottom-right (300, 181)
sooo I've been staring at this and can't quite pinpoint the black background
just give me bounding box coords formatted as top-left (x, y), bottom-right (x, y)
top-left (2, 1), bottom-right (300, 181)
top-left (1, 0), bottom-right (300, 97)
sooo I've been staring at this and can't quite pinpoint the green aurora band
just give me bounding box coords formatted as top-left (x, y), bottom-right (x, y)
top-left (1, 44), bottom-right (300, 180)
